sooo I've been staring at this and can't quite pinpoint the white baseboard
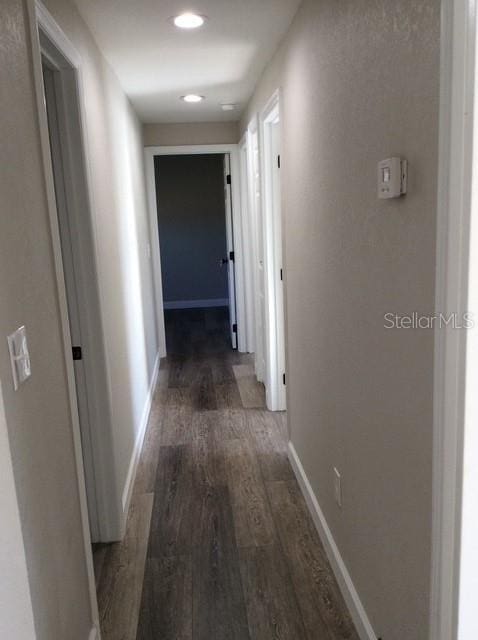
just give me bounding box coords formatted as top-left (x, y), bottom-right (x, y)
top-left (164, 298), bottom-right (228, 310)
top-left (121, 353), bottom-right (161, 517)
top-left (287, 442), bottom-right (377, 640)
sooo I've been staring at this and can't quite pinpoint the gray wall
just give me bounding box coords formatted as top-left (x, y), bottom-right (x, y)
top-left (156, 155), bottom-right (229, 304)
top-left (144, 121), bottom-right (239, 147)
top-left (240, 1), bottom-right (440, 639)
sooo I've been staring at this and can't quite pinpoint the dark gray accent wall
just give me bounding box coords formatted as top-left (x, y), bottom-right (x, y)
top-left (155, 154), bottom-right (229, 304)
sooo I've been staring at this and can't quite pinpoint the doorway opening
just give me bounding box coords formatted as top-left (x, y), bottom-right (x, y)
top-left (41, 56), bottom-right (103, 540)
top-left (154, 153), bottom-right (238, 353)
top-left (145, 144), bottom-right (248, 359)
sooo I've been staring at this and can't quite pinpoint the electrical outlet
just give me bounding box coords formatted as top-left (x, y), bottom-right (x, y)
top-left (333, 467), bottom-right (342, 508)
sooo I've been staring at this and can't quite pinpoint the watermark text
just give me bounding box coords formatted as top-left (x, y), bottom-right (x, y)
top-left (384, 312), bottom-right (474, 330)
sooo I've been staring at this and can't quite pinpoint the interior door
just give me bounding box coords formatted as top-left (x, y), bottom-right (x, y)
top-left (271, 120), bottom-right (286, 410)
top-left (42, 64), bottom-right (100, 541)
top-left (223, 154), bottom-right (238, 349)
top-left (250, 129), bottom-right (267, 381)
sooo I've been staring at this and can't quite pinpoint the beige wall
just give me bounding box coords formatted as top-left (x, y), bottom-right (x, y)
top-left (41, 0), bottom-right (159, 536)
top-left (0, 1), bottom-right (92, 637)
top-left (144, 121), bottom-right (239, 146)
top-left (241, 1), bottom-right (440, 638)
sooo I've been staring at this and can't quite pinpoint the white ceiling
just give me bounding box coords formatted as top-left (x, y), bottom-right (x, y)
top-left (73, 0), bottom-right (301, 123)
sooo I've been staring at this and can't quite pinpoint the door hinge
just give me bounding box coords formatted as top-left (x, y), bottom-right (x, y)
top-left (232, 323), bottom-right (238, 334)
top-left (72, 346), bottom-right (83, 361)
top-left (226, 174), bottom-right (231, 185)
top-left (280, 268), bottom-right (283, 281)
top-left (278, 155), bottom-right (281, 169)
top-left (229, 250), bottom-right (235, 261)
top-left (283, 372), bottom-right (286, 385)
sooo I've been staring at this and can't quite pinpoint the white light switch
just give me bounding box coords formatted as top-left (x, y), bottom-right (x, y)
top-left (7, 326), bottom-right (31, 391)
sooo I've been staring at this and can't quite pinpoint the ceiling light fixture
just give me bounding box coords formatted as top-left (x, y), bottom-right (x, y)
top-left (221, 104), bottom-right (236, 111)
top-left (181, 94), bottom-right (204, 103)
top-left (173, 12), bottom-right (205, 29)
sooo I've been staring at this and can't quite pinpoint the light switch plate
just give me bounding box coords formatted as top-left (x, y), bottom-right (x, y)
top-left (378, 157), bottom-right (407, 199)
top-left (7, 326), bottom-right (31, 391)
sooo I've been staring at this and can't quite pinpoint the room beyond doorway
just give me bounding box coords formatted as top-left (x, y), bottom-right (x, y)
top-left (144, 143), bottom-right (247, 357)
top-left (155, 155), bottom-right (230, 312)
top-left (152, 150), bottom-right (242, 351)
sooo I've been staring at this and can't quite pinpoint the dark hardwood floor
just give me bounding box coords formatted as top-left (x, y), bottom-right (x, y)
top-left (94, 307), bottom-right (359, 640)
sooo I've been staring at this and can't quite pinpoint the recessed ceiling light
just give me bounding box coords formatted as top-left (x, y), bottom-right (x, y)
top-left (221, 104), bottom-right (236, 111)
top-left (173, 13), bottom-right (205, 29)
top-left (181, 94), bottom-right (204, 103)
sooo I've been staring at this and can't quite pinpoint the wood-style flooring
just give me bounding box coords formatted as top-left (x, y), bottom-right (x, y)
top-left (94, 307), bottom-right (359, 640)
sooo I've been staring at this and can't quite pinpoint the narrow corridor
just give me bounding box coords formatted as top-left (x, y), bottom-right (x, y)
top-left (94, 308), bottom-right (359, 640)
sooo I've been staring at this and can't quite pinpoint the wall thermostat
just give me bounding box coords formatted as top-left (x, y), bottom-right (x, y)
top-left (378, 157), bottom-right (407, 199)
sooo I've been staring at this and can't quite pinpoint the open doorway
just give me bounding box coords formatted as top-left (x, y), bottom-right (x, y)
top-left (145, 144), bottom-right (247, 358)
top-left (154, 153), bottom-right (238, 352)
top-left (41, 57), bottom-right (103, 541)
top-left (145, 144), bottom-right (248, 358)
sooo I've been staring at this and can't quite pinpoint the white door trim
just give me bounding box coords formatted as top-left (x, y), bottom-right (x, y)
top-left (144, 143), bottom-right (248, 353)
top-left (430, 1), bottom-right (477, 639)
top-left (259, 90), bottom-right (287, 411)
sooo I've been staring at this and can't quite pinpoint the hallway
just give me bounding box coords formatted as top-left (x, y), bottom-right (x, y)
top-left (0, 1), bottom-right (446, 637)
top-left (94, 308), bottom-right (359, 640)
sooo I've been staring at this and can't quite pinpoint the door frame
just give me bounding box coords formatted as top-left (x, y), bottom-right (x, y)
top-left (430, 1), bottom-right (477, 638)
top-left (144, 144), bottom-right (248, 354)
top-left (259, 90), bottom-right (287, 411)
